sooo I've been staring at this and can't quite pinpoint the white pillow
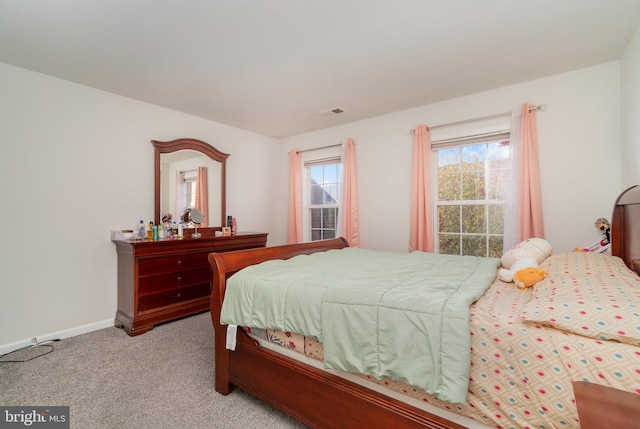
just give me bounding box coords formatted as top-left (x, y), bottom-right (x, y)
top-left (501, 238), bottom-right (552, 269)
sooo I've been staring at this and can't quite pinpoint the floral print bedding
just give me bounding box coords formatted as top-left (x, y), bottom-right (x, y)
top-left (244, 252), bottom-right (640, 429)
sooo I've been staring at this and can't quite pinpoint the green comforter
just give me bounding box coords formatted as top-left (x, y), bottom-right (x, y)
top-left (220, 247), bottom-right (499, 403)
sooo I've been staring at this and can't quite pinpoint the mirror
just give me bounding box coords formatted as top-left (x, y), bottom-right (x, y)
top-left (152, 138), bottom-right (229, 231)
top-left (181, 207), bottom-right (204, 239)
top-left (181, 207), bottom-right (205, 225)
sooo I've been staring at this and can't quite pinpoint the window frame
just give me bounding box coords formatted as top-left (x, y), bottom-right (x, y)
top-left (432, 130), bottom-right (511, 257)
top-left (301, 147), bottom-right (342, 242)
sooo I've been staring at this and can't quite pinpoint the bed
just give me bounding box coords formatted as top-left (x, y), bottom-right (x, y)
top-left (208, 185), bottom-right (640, 429)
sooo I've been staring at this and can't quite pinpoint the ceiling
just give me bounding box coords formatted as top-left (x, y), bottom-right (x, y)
top-left (1, 1), bottom-right (639, 138)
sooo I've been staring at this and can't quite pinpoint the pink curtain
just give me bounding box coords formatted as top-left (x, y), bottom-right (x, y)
top-left (341, 138), bottom-right (359, 247)
top-left (287, 150), bottom-right (303, 244)
top-left (195, 166), bottom-right (209, 227)
top-left (409, 125), bottom-right (434, 252)
top-left (519, 103), bottom-right (544, 239)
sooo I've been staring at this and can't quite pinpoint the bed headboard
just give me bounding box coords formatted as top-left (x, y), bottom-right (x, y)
top-left (611, 185), bottom-right (640, 274)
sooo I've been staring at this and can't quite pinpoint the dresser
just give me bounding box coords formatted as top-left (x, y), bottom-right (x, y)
top-left (113, 232), bottom-right (268, 336)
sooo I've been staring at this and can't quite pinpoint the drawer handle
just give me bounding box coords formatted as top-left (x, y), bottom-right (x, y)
top-left (176, 293), bottom-right (181, 298)
top-left (176, 276), bottom-right (181, 282)
top-left (176, 260), bottom-right (182, 265)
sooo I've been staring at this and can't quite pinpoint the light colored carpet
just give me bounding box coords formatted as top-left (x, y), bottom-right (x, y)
top-left (0, 312), bottom-right (308, 429)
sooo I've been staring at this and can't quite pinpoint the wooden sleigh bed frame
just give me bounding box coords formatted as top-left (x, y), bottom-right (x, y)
top-left (208, 185), bottom-right (640, 429)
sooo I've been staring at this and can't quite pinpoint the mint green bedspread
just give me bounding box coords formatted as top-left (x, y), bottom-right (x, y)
top-left (220, 247), bottom-right (499, 403)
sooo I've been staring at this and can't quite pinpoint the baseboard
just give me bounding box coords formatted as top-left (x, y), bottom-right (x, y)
top-left (0, 318), bottom-right (115, 356)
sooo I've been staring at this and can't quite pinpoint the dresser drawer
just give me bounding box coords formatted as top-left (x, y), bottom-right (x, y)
top-left (138, 283), bottom-right (210, 312)
top-left (138, 252), bottom-right (209, 276)
top-left (114, 232), bottom-right (268, 336)
top-left (138, 267), bottom-right (210, 295)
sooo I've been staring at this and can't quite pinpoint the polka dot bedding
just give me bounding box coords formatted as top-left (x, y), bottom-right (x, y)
top-left (245, 252), bottom-right (640, 429)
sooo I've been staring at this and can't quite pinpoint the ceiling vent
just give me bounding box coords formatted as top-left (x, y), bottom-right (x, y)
top-left (320, 107), bottom-right (345, 115)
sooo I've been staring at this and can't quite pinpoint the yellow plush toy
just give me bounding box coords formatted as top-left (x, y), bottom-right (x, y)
top-left (513, 267), bottom-right (547, 290)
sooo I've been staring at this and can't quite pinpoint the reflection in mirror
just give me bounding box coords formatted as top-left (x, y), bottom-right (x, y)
top-left (159, 151), bottom-right (221, 227)
top-left (152, 138), bottom-right (229, 230)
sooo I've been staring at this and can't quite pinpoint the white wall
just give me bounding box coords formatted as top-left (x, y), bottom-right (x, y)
top-left (621, 22), bottom-right (640, 188)
top-left (0, 62), bottom-right (279, 350)
top-left (277, 62), bottom-right (622, 254)
top-left (0, 57), bottom-right (630, 351)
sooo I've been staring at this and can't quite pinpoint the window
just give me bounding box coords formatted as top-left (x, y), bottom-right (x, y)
top-left (183, 170), bottom-right (197, 208)
top-left (304, 159), bottom-right (342, 241)
top-left (435, 137), bottom-right (510, 257)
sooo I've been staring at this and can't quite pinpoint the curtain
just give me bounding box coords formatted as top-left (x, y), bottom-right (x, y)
top-left (287, 149), bottom-right (303, 244)
top-left (519, 103), bottom-right (545, 239)
top-left (503, 106), bottom-right (522, 250)
top-left (503, 103), bottom-right (544, 250)
top-left (195, 166), bottom-right (209, 227)
top-left (409, 125), bottom-right (434, 252)
top-left (339, 138), bottom-right (359, 247)
top-left (174, 170), bottom-right (185, 221)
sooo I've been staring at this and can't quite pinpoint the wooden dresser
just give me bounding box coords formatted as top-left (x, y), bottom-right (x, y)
top-left (113, 232), bottom-right (268, 336)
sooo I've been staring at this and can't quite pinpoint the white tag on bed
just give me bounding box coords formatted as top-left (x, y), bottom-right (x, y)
top-left (226, 324), bottom-right (238, 350)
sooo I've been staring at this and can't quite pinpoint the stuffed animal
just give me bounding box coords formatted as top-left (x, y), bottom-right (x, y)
top-left (595, 217), bottom-right (611, 246)
top-left (575, 218), bottom-right (612, 252)
top-left (500, 238), bottom-right (552, 270)
top-left (513, 267), bottom-right (548, 290)
top-left (498, 238), bottom-right (552, 288)
top-left (498, 257), bottom-right (540, 283)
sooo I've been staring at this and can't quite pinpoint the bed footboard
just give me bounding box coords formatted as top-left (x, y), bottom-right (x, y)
top-left (208, 237), bottom-right (465, 429)
top-left (208, 238), bottom-right (349, 394)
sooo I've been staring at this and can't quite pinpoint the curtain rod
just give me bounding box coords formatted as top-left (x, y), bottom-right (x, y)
top-left (410, 104), bottom-right (545, 134)
top-left (432, 129), bottom-right (510, 146)
top-left (295, 143), bottom-right (344, 154)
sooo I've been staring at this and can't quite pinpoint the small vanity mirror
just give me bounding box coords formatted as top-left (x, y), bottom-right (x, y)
top-left (181, 207), bottom-right (204, 238)
top-left (153, 138), bottom-right (229, 231)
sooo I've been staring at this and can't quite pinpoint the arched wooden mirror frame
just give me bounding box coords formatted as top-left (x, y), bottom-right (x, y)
top-left (152, 138), bottom-right (229, 230)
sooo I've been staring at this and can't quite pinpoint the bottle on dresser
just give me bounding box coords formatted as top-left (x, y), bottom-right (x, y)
top-left (138, 220), bottom-right (145, 239)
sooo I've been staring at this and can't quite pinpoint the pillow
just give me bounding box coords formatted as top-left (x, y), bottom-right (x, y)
top-left (501, 238), bottom-right (552, 269)
top-left (520, 274), bottom-right (640, 346)
top-left (540, 251), bottom-right (638, 278)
